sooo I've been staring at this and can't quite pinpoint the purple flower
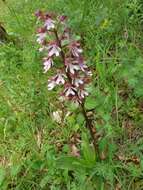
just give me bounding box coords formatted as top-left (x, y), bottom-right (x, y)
top-left (43, 57), bottom-right (53, 73)
top-left (69, 42), bottom-right (83, 57)
top-left (36, 32), bottom-right (46, 44)
top-left (47, 73), bottom-right (66, 90)
top-left (67, 64), bottom-right (79, 74)
top-left (65, 58), bottom-right (80, 74)
top-left (48, 43), bottom-right (61, 57)
top-left (35, 10), bottom-right (44, 20)
top-left (79, 63), bottom-right (88, 72)
top-left (64, 84), bottom-right (76, 96)
top-left (73, 57), bottom-right (88, 72)
top-left (72, 78), bottom-right (84, 87)
top-left (54, 73), bottom-right (66, 85)
top-left (44, 18), bottom-right (55, 30)
top-left (58, 15), bottom-right (67, 22)
top-left (78, 88), bottom-right (89, 99)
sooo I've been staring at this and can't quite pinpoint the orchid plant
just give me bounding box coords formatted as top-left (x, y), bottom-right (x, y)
top-left (35, 10), bottom-right (97, 151)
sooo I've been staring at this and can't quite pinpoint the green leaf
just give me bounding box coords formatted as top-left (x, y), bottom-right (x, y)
top-left (76, 113), bottom-right (85, 125)
top-left (85, 97), bottom-right (97, 110)
top-left (82, 133), bottom-right (96, 165)
top-left (11, 164), bottom-right (21, 177)
top-left (40, 175), bottom-right (50, 188)
top-left (56, 156), bottom-right (85, 172)
top-left (68, 102), bottom-right (79, 111)
top-left (66, 115), bottom-right (76, 127)
top-left (73, 124), bottom-right (80, 132)
top-left (0, 168), bottom-right (5, 186)
top-left (31, 160), bottom-right (44, 170)
top-left (99, 137), bottom-right (108, 152)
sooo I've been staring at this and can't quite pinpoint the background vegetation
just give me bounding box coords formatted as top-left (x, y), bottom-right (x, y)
top-left (0, 0), bottom-right (143, 189)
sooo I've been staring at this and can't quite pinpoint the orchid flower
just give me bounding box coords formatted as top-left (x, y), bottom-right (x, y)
top-left (35, 11), bottom-right (92, 104)
top-left (43, 57), bottom-right (53, 73)
top-left (48, 43), bottom-right (61, 57)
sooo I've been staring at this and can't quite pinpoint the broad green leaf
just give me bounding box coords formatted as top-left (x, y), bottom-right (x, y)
top-left (56, 156), bottom-right (85, 172)
top-left (82, 133), bottom-right (96, 165)
top-left (85, 97), bottom-right (97, 110)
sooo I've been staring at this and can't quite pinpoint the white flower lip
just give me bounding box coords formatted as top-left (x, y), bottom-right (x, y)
top-left (64, 86), bottom-right (76, 96)
top-left (78, 89), bottom-right (89, 98)
top-left (36, 32), bottom-right (47, 44)
top-left (54, 73), bottom-right (66, 85)
top-left (66, 63), bottom-right (80, 74)
top-left (48, 44), bottom-right (61, 57)
top-left (71, 46), bottom-right (83, 57)
top-left (43, 58), bottom-right (53, 73)
top-left (44, 18), bottom-right (55, 30)
top-left (72, 78), bottom-right (84, 87)
top-left (47, 80), bottom-right (56, 90)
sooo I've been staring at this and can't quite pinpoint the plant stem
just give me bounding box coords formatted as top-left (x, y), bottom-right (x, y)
top-left (81, 103), bottom-right (98, 152)
top-left (54, 29), bottom-right (98, 152)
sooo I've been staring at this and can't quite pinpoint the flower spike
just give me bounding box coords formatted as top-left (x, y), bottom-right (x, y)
top-left (35, 11), bottom-right (92, 104)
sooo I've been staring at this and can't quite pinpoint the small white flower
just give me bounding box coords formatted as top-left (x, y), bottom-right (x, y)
top-left (69, 64), bottom-right (79, 74)
top-left (44, 18), bottom-right (55, 30)
top-left (78, 89), bottom-right (88, 98)
top-left (66, 88), bottom-right (75, 96)
top-left (43, 58), bottom-right (53, 73)
top-left (79, 63), bottom-right (88, 72)
top-left (36, 33), bottom-right (46, 44)
top-left (70, 42), bottom-right (83, 57)
top-left (71, 46), bottom-right (83, 57)
top-left (54, 73), bottom-right (66, 85)
top-left (66, 63), bottom-right (79, 74)
top-left (72, 78), bottom-right (84, 87)
top-left (86, 70), bottom-right (92, 76)
top-left (48, 44), bottom-right (61, 57)
top-left (64, 86), bottom-right (76, 96)
top-left (48, 73), bottom-right (66, 90)
top-left (73, 61), bottom-right (88, 72)
top-left (47, 80), bottom-right (56, 90)
top-left (73, 58), bottom-right (88, 72)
